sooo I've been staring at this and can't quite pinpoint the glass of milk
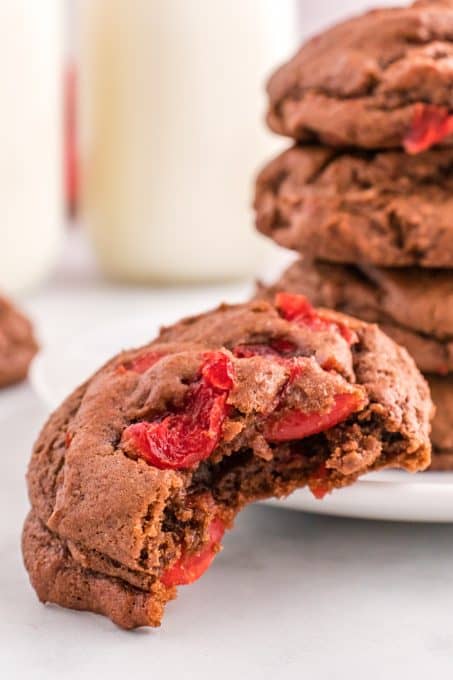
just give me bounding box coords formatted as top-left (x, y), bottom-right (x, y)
top-left (79, 0), bottom-right (296, 283)
top-left (0, 1), bottom-right (62, 294)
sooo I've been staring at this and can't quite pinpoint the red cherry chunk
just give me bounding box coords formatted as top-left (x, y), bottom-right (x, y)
top-left (202, 351), bottom-right (234, 390)
top-left (275, 293), bottom-right (355, 345)
top-left (161, 517), bottom-right (225, 587)
top-left (308, 464), bottom-right (329, 500)
top-left (121, 352), bottom-right (233, 470)
top-left (264, 392), bottom-right (364, 442)
top-left (121, 351), bottom-right (165, 374)
top-left (310, 484), bottom-right (329, 500)
top-left (404, 104), bottom-right (453, 154)
top-left (275, 292), bottom-right (320, 324)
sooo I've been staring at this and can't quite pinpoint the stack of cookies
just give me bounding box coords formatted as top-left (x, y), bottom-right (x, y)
top-left (254, 0), bottom-right (453, 470)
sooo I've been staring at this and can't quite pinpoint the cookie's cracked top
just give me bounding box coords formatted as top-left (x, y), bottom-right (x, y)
top-left (24, 296), bottom-right (432, 628)
top-left (0, 294), bottom-right (38, 388)
top-left (267, 0), bottom-right (453, 151)
top-left (254, 144), bottom-right (453, 268)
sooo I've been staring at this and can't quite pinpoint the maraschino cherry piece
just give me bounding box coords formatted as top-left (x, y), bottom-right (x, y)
top-left (161, 517), bottom-right (225, 587)
top-left (121, 352), bottom-right (234, 470)
top-left (275, 293), bottom-right (355, 344)
top-left (121, 351), bottom-right (165, 374)
top-left (263, 392), bottom-right (364, 443)
top-left (404, 104), bottom-right (453, 154)
top-left (308, 464), bottom-right (329, 500)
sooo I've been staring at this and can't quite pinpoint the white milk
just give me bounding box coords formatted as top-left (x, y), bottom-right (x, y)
top-left (79, 0), bottom-right (296, 283)
top-left (0, 1), bottom-right (62, 293)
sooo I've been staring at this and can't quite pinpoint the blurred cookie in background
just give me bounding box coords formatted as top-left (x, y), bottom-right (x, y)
top-left (0, 294), bottom-right (38, 388)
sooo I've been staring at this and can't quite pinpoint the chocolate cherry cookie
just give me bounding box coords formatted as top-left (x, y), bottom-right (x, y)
top-left (0, 294), bottom-right (38, 388)
top-left (267, 0), bottom-right (453, 152)
top-left (23, 295), bottom-right (432, 629)
top-left (258, 259), bottom-right (453, 375)
top-left (254, 145), bottom-right (453, 268)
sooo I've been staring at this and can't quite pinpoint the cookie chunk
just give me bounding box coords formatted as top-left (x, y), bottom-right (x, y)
top-left (0, 295), bottom-right (38, 388)
top-left (267, 0), bottom-right (453, 152)
top-left (23, 296), bottom-right (432, 628)
top-left (425, 375), bottom-right (453, 470)
top-left (258, 258), bottom-right (453, 375)
top-left (254, 145), bottom-right (453, 268)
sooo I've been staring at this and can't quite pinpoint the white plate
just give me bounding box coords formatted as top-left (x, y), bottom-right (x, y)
top-left (266, 470), bottom-right (453, 522)
top-left (30, 310), bottom-right (453, 523)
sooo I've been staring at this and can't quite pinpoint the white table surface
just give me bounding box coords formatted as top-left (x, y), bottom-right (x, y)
top-left (2, 232), bottom-right (453, 679)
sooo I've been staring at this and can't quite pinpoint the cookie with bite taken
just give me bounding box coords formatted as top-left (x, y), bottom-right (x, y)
top-left (23, 295), bottom-right (432, 629)
top-left (266, 0), bottom-right (453, 153)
